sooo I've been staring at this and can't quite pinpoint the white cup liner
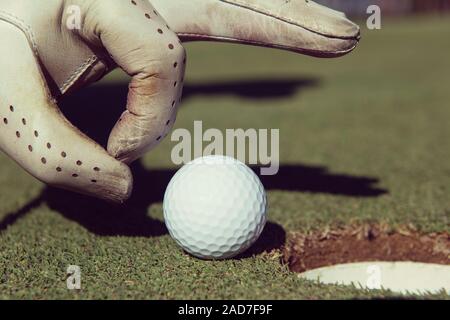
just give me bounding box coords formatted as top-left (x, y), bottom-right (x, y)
top-left (298, 261), bottom-right (450, 295)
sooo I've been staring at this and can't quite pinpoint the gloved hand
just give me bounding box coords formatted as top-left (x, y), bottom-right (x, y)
top-left (0, 0), bottom-right (359, 203)
top-left (153, 0), bottom-right (360, 57)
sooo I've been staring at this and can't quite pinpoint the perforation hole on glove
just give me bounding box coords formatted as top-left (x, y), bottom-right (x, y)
top-left (0, 99), bottom-right (108, 189)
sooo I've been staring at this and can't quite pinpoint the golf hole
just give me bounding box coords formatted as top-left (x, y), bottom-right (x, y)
top-left (297, 261), bottom-right (450, 295)
top-left (283, 224), bottom-right (449, 295)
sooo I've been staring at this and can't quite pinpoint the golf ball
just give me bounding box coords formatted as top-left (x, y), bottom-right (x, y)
top-left (163, 155), bottom-right (267, 260)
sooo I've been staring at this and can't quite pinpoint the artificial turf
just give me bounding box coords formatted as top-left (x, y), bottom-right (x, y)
top-left (0, 15), bottom-right (449, 299)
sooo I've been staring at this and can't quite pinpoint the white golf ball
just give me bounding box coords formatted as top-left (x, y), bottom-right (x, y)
top-left (163, 155), bottom-right (267, 260)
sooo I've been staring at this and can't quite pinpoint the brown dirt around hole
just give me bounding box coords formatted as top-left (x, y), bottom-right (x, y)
top-left (283, 224), bottom-right (449, 273)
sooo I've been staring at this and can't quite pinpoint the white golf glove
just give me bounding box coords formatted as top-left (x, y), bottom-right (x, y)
top-left (153, 0), bottom-right (360, 57)
top-left (0, 0), bottom-right (359, 203)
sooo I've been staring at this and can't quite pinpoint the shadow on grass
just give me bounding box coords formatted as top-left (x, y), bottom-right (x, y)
top-left (0, 78), bottom-right (387, 256)
top-left (59, 78), bottom-right (320, 147)
top-left (0, 162), bottom-right (386, 256)
top-left (183, 78), bottom-right (320, 100)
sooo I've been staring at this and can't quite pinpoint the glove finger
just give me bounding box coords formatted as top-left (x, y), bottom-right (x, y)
top-left (79, 0), bottom-right (186, 163)
top-left (0, 22), bottom-right (132, 203)
top-left (151, 0), bottom-right (360, 57)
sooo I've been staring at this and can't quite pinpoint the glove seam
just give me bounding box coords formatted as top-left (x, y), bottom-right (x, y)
top-left (0, 10), bottom-right (101, 95)
top-left (60, 55), bottom-right (99, 94)
top-left (219, 0), bottom-right (354, 40)
top-left (0, 11), bottom-right (39, 56)
top-left (178, 33), bottom-right (356, 56)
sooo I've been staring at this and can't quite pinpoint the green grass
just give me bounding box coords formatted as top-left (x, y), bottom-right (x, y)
top-left (0, 15), bottom-right (449, 299)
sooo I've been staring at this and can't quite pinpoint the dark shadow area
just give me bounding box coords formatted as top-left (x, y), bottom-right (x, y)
top-left (40, 165), bottom-right (169, 238)
top-left (0, 163), bottom-right (386, 238)
top-left (183, 78), bottom-right (320, 100)
top-left (0, 78), bottom-right (386, 258)
top-left (236, 222), bottom-right (286, 258)
top-left (59, 84), bottom-right (128, 147)
top-left (0, 197), bottom-right (42, 231)
top-left (58, 77), bottom-right (319, 147)
top-left (0, 162), bottom-right (168, 238)
top-left (258, 165), bottom-right (387, 197)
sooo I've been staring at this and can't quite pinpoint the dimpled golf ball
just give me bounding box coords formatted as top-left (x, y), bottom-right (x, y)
top-left (163, 155), bottom-right (267, 260)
